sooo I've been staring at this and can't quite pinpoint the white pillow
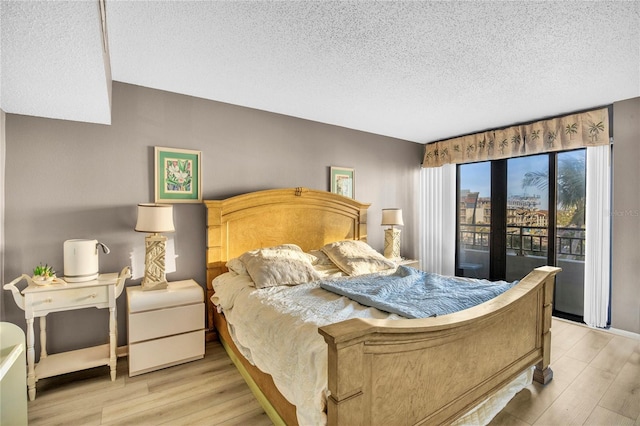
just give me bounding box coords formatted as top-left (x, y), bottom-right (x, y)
top-left (225, 257), bottom-right (248, 275)
top-left (307, 249), bottom-right (337, 266)
top-left (321, 240), bottom-right (397, 276)
top-left (239, 244), bottom-right (321, 288)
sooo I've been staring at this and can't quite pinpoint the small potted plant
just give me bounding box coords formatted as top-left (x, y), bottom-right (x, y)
top-left (32, 263), bottom-right (56, 284)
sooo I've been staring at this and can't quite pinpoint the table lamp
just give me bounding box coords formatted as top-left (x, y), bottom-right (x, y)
top-left (135, 203), bottom-right (175, 291)
top-left (381, 208), bottom-right (403, 259)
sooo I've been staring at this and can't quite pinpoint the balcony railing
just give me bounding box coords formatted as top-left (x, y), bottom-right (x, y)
top-left (459, 224), bottom-right (586, 260)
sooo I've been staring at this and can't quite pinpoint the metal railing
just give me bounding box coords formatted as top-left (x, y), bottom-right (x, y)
top-left (459, 224), bottom-right (586, 260)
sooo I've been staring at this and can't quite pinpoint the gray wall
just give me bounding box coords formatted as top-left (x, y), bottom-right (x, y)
top-left (1, 109), bottom-right (5, 299)
top-left (1, 82), bottom-right (422, 353)
top-left (611, 97), bottom-right (640, 334)
top-left (2, 86), bottom-right (637, 358)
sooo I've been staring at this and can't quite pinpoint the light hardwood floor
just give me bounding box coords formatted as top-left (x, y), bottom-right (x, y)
top-left (27, 343), bottom-right (272, 426)
top-left (489, 318), bottom-right (640, 426)
top-left (27, 318), bottom-right (639, 426)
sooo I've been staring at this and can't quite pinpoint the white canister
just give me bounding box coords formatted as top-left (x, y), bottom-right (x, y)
top-left (63, 239), bottom-right (110, 282)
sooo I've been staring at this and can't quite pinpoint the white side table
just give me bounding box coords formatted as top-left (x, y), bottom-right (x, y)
top-left (127, 279), bottom-right (204, 376)
top-left (3, 267), bottom-right (130, 400)
top-left (398, 258), bottom-right (420, 269)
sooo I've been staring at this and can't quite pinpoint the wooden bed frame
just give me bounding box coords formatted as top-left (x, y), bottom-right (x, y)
top-left (204, 187), bottom-right (560, 426)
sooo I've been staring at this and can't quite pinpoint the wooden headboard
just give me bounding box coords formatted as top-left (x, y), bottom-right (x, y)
top-left (203, 187), bottom-right (370, 339)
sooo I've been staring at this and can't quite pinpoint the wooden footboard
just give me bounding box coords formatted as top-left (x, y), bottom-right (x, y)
top-left (318, 266), bottom-right (559, 426)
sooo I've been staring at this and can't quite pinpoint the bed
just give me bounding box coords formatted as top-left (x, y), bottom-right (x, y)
top-left (204, 187), bottom-right (560, 425)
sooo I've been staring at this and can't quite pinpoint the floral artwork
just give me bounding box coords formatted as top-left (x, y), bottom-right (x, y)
top-left (155, 147), bottom-right (202, 203)
top-left (164, 158), bottom-right (193, 192)
top-left (330, 167), bottom-right (355, 198)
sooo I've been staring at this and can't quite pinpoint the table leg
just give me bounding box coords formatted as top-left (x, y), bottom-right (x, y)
top-left (26, 317), bottom-right (36, 401)
top-left (40, 316), bottom-right (48, 359)
top-left (109, 306), bottom-right (116, 380)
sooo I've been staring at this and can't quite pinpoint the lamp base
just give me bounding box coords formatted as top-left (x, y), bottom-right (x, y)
top-left (142, 234), bottom-right (168, 291)
top-left (384, 228), bottom-right (401, 259)
top-left (142, 280), bottom-right (168, 291)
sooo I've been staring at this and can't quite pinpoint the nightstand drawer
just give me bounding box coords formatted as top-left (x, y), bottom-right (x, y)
top-left (128, 303), bottom-right (204, 343)
top-left (30, 286), bottom-right (108, 311)
top-left (126, 280), bottom-right (205, 377)
top-left (128, 329), bottom-right (204, 376)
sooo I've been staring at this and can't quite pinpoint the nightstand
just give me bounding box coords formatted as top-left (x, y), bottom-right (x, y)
top-left (126, 279), bottom-right (205, 377)
top-left (3, 268), bottom-right (130, 400)
top-left (398, 259), bottom-right (420, 269)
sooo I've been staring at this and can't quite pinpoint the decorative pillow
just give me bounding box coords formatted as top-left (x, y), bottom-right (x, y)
top-left (239, 244), bottom-right (321, 288)
top-left (321, 240), bottom-right (397, 276)
top-left (225, 257), bottom-right (248, 275)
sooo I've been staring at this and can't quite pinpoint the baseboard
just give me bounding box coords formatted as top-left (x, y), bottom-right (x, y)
top-left (607, 327), bottom-right (640, 341)
top-left (117, 345), bottom-right (128, 358)
top-left (554, 316), bottom-right (640, 341)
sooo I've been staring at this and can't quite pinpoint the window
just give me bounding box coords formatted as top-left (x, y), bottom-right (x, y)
top-left (457, 162), bottom-right (490, 278)
top-left (456, 149), bottom-right (587, 319)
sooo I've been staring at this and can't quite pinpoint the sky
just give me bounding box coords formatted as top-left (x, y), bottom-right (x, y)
top-left (459, 150), bottom-right (586, 212)
top-left (507, 155), bottom-right (549, 210)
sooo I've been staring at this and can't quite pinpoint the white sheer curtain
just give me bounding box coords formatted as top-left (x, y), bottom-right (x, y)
top-left (584, 144), bottom-right (612, 328)
top-left (419, 164), bottom-right (456, 276)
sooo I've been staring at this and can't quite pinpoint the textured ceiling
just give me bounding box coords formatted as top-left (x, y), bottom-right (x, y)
top-left (0, 1), bottom-right (111, 124)
top-left (1, 1), bottom-right (639, 143)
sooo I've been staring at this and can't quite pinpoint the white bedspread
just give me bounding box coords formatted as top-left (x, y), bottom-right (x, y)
top-left (212, 268), bottom-right (399, 425)
top-left (212, 268), bottom-right (531, 425)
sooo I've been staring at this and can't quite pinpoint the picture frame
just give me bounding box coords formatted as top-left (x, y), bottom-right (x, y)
top-left (155, 146), bottom-right (202, 203)
top-left (330, 166), bottom-right (355, 199)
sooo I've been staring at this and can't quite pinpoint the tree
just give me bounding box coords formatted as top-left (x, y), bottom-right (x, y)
top-left (522, 154), bottom-right (586, 226)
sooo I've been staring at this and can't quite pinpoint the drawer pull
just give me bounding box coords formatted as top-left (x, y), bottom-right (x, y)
top-left (88, 293), bottom-right (97, 299)
top-left (45, 298), bottom-right (52, 303)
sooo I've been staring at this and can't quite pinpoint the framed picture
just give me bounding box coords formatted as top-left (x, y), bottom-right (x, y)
top-left (155, 146), bottom-right (202, 203)
top-left (330, 166), bottom-right (355, 199)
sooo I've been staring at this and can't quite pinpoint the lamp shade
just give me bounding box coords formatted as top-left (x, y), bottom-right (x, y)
top-left (381, 208), bottom-right (404, 226)
top-left (135, 203), bottom-right (175, 233)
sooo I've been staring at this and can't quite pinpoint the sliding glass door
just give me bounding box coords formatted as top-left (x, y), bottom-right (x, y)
top-left (505, 154), bottom-right (550, 282)
top-left (456, 149), bottom-right (587, 319)
top-left (553, 150), bottom-right (587, 318)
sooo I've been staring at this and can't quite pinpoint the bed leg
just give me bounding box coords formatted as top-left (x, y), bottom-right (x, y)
top-left (533, 364), bottom-right (553, 384)
top-left (533, 266), bottom-right (559, 385)
top-left (534, 318), bottom-right (553, 385)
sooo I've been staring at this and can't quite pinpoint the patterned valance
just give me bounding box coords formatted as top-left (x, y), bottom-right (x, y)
top-left (422, 108), bottom-right (609, 168)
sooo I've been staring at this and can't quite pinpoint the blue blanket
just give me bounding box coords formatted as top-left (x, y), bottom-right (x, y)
top-left (320, 266), bottom-right (517, 319)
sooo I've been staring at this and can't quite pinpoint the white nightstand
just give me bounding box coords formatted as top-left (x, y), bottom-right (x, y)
top-left (398, 259), bottom-right (420, 269)
top-left (126, 279), bottom-right (205, 377)
top-left (3, 268), bottom-right (130, 400)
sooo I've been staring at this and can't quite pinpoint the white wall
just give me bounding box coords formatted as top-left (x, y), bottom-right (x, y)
top-left (611, 97), bottom-right (640, 334)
